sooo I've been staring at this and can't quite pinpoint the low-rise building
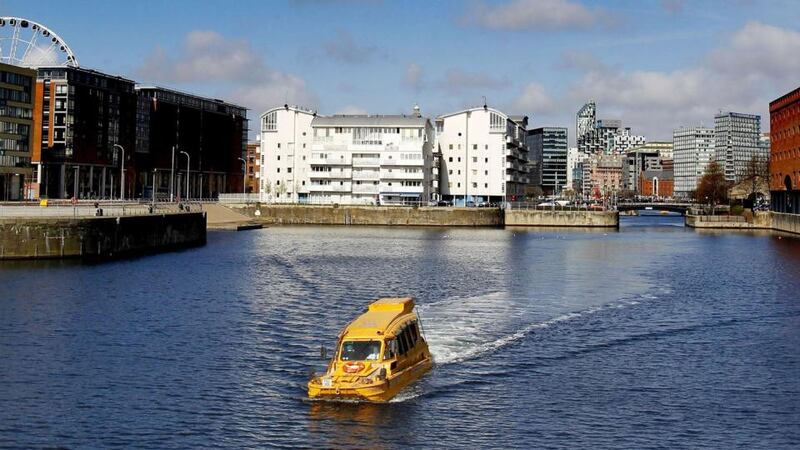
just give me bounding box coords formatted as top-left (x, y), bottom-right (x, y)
top-left (769, 86), bottom-right (800, 213)
top-left (0, 62), bottom-right (36, 200)
top-left (587, 153), bottom-right (624, 199)
top-left (639, 169), bottom-right (674, 198)
top-left (436, 106), bottom-right (529, 204)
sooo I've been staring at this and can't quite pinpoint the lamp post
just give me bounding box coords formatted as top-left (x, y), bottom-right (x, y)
top-left (180, 151), bottom-right (190, 200)
top-left (114, 144), bottom-right (125, 201)
top-left (152, 169), bottom-right (158, 209)
top-left (170, 145), bottom-right (176, 202)
top-left (238, 157), bottom-right (247, 201)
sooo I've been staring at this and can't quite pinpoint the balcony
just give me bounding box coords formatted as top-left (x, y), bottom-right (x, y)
top-left (352, 183), bottom-right (380, 194)
top-left (381, 170), bottom-right (425, 180)
top-left (352, 170), bottom-right (380, 180)
top-left (309, 183), bottom-right (351, 192)
top-left (309, 168), bottom-right (352, 179)
top-left (381, 184), bottom-right (424, 194)
top-left (352, 157), bottom-right (381, 166)
top-left (381, 157), bottom-right (424, 166)
top-left (309, 155), bottom-right (351, 165)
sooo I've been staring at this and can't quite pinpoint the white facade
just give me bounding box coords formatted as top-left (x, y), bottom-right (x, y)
top-left (259, 105), bottom-right (435, 205)
top-left (566, 146), bottom-right (587, 192)
top-left (673, 126), bottom-right (715, 197)
top-left (259, 105), bottom-right (316, 203)
top-left (714, 112), bottom-right (763, 183)
top-left (435, 107), bottom-right (529, 204)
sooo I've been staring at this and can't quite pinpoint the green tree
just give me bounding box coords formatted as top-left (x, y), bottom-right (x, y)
top-left (695, 161), bottom-right (729, 214)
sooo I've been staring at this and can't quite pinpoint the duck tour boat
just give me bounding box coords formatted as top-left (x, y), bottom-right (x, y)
top-left (307, 297), bottom-right (433, 402)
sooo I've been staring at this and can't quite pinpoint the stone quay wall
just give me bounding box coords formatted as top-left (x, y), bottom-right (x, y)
top-left (686, 212), bottom-right (800, 235)
top-left (504, 209), bottom-right (618, 227)
top-left (230, 204), bottom-right (618, 228)
top-left (0, 212), bottom-right (207, 260)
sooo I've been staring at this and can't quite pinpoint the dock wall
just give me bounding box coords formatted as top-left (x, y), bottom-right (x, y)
top-left (0, 212), bottom-right (207, 260)
top-left (229, 204), bottom-right (619, 228)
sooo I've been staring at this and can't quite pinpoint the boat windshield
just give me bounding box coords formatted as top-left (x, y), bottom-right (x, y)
top-left (340, 340), bottom-right (382, 361)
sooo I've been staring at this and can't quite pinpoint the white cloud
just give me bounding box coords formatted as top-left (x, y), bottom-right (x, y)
top-left (515, 82), bottom-right (555, 112)
top-left (462, 0), bottom-right (616, 31)
top-left (538, 21), bottom-right (800, 140)
top-left (137, 30), bottom-right (317, 123)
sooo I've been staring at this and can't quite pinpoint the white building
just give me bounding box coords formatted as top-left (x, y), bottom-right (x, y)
top-left (714, 112), bottom-right (763, 183)
top-left (259, 105), bottom-right (436, 205)
top-left (566, 146), bottom-right (588, 193)
top-left (673, 126), bottom-right (715, 197)
top-left (435, 107), bottom-right (529, 204)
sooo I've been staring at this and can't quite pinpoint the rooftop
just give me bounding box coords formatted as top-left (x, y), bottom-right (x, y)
top-left (312, 115), bottom-right (427, 127)
top-left (344, 297), bottom-right (415, 339)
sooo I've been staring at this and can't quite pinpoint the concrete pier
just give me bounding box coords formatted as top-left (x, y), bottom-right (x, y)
top-left (224, 204), bottom-right (618, 228)
top-left (0, 212), bottom-right (207, 260)
top-left (685, 212), bottom-right (800, 235)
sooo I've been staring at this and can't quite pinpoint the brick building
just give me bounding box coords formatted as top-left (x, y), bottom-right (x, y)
top-left (245, 141), bottom-right (260, 193)
top-left (638, 170), bottom-right (674, 198)
top-left (769, 86), bottom-right (800, 213)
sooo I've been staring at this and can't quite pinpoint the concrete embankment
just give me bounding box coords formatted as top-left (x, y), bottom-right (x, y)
top-left (232, 204), bottom-right (503, 226)
top-left (504, 209), bottom-right (618, 227)
top-left (686, 212), bottom-right (800, 235)
top-left (224, 204), bottom-right (618, 228)
top-left (0, 212), bottom-right (206, 260)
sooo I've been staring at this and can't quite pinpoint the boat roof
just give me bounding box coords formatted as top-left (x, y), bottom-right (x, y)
top-left (344, 297), bottom-right (416, 339)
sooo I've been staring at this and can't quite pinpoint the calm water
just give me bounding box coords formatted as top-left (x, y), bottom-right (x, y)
top-left (1, 215), bottom-right (799, 449)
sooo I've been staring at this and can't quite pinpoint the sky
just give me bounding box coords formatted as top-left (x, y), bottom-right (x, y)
top-left (2, 0), bottom-right (799, 143)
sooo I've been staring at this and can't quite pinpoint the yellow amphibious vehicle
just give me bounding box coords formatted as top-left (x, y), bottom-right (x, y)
top-left (308, 297), bottom-right (433, 402)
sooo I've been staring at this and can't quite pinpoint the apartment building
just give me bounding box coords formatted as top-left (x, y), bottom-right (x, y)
top-left (259, 105), bottom-right (436, 205)
top-left (673, 126), bottom-right (715, 198)
top-left (436, 107), bottom-right (529, 204)
top-left (714, 112), bottom-right (763, 183)
top-left (0, 63), bottom-right (36, 200)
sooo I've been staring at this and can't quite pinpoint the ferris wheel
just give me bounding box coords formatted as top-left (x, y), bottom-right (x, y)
top-left (0, 17), bottom-right (78, 68)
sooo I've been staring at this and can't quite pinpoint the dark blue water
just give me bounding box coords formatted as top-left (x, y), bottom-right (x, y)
top-left (1, 215), bottom-right (799, 449)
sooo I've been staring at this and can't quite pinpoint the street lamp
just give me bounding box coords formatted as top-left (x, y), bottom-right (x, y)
top-left (152, 168), bottom-right (158, 209)
top-left (180, 151), bottom-right (190, 200)
top-left (114, 144), bottom-right (125, 201)
top-left (170, 145), bottom-right (176, 202)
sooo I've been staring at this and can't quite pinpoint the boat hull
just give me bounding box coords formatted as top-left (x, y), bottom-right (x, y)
top-left (308, 357), bottom-right (433, 403)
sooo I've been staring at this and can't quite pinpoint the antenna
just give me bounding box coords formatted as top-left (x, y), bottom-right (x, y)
top-left (482, 96), bottom-right (487, 110)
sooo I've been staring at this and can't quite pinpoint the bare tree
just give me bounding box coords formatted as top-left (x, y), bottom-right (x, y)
top-left (695, 162), bottom-right (729, 214)
top-left (741, 155), bottom-right (770, 200)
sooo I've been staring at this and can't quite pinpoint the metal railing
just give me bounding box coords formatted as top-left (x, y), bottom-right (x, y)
top-left (0, 200), bottom-right (204, 218)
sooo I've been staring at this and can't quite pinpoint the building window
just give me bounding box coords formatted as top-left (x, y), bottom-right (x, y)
top-left (277, 168), bottom-right (280, 173)
top-left (473, 144), bottom-right (478, 150)
top-left (449, 144), bottom-right (453, 150)
top-left (287, 168), bottom-right (292, 173)
top-left (448, 157), bottom-right (453, 162)
top-left (458, 157), bottom-right (461, 162)
top-left (277, 155), bottom-right (280, 160)
top-left (264, 111), bottom-right (277, 131)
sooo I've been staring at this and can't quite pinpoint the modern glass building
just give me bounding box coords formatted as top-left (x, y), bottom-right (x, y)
top-left (527, 127), bottom-right (567, 195)
top-left (0, 62), bottom-right (36, 200)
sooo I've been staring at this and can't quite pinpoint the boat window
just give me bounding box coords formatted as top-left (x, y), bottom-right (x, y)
top-left (383, 339), bottom-right (397, 360)
top-left (409, 321), bottom-right (419, 344)
top-left (400, 327), bottom-right (412, 355)
top-left (340, 340), bottom-right (381, 361)
top-left (397, 329), bottom-right (408, 355)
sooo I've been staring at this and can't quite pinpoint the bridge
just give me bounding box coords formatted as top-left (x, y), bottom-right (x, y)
top-left (617, 202), bottom-right (702, 215)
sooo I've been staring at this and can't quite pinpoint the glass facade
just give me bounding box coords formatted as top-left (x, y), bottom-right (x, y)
top-left (527, 127), bottom-right (567, 195)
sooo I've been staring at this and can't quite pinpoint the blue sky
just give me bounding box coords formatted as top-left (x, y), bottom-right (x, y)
top-left (3, 0), bottom-right (799, 141)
